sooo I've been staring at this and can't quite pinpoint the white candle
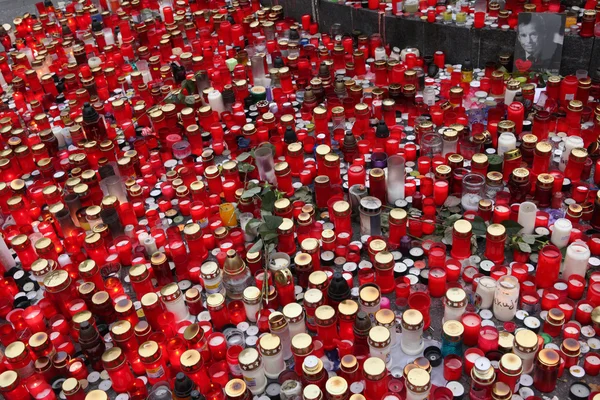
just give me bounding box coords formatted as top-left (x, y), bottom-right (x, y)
top-left (563, 241), bottom-right (590, 280)
top-left (550, 218), bottom-right (572, 249)
top-left (0, 235), bottom-right (16, 271)
top-left (476, 276), bottom-right (497, 309)
top-left (497, 132), bottom-right (516, 156)
top-left (103, 27), bottom-right (115, 46)
top-left (207, 90), bottom-right (225, 115)
top-left (493, 275), bottom-right (519, 321)
top-left (374, 47), bottom-right (387, 61)
top-left (517, 202), bottom-right (537, 235)
top-left (560, 136), bottom-right (584, 171)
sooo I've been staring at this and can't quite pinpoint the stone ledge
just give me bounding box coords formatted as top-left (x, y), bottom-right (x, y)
top-left (262, 0), bottom-right (595, 75)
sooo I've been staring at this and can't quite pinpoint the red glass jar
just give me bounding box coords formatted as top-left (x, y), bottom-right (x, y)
top-left (363, 357), bottom-right (389, 400)
top-left (535, 174), bottom-right (554, 208)
top-left (332, 201), bottom-right (352, 235)
top-left (180, 349), bottom-right (211, 394)
top-left (564, 147), bottom-right (587, 182)
top-left (533, 349), bottom-right (560, 393)
top-left (450, 220), bottom-right (472, 260)
top-left (388, 208), bottom-right (407, 247)
top-left (374, 251), bottom-right (395, 294)
top-left (43, 270), bottom-right (76, 318)
top-left (0, 371), bottom-right (29, 400)
top-left (128, 264), bottom-right (155, 298)
top-left (484, 224), bottom-right (506, 264)
top-left (207, 293), bottom-right (230, 331)
top-left (5, 341), bottom-right (34, 379)
top-left (291, 333), bottom-right (313, 376)
top-left (315, 306), bottom-right (338, 351)
top-left (496, 353), bottom-right (522, 393)
top-left (10, 234), bottom-right (38, 270)
top-left (138, 340), bottom-right (169, 385)
top-left (277, 218), bottom-right (296, 255)
top-left (102, 347), bottom-right (135, 393)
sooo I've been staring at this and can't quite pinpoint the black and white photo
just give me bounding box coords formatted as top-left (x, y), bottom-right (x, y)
top-left (514, 13), bottom-right (565, 75)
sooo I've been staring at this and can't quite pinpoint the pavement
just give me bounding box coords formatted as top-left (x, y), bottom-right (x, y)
top-left (0, 0), bottom-right (46, 27)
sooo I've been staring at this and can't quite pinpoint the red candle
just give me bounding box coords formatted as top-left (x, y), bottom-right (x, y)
top-left (23, 305), bottom-right (46, 333)
top-left (493, 205), bottom-right (510, 223)
top-left (443, 354), bottom-right (463, 381)
top-left (575, 301), bottom-right (594, 325)
top-left (433, 181), bottom-right (449, 206)
top-left (562, 322), bottom-right (581, 340)
top-left (461, 312), bottom-right (482, 346)
top-left (445, 259), bottom-right (461, 282)
top-left (583, 352), bottom-right (600, 376)
top-left (428, 268), bottom-right (447, 297)
top-left (464, 348), bottom-right (485, 375)
top-left (478, 325), bottom-right (499, 353)
top-left (541, 291), bottom-right (560, 310)
top-left (115, 236), bottom-right (133, 266)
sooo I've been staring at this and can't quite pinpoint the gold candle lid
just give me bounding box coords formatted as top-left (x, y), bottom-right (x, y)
top-left (401, 309), bottom-right (424, 330)
top-left (363, 357), bottom-right (386, 380)
top-left (514, 329), bottom-right (538, 353)
top-left (368, 326), bottom-right (391, 348)
top-left (325, 376), bottom-right (348, 397)
top-left (537, 348), bottom-right (560, 367)
top-left (303, 384), bottom-right (323, 400)
top-left (406, 368), bottom-right (431, 393)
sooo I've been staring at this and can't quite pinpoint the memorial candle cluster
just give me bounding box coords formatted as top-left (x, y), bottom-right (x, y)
top-left (0, 0), bottom-right (599, 400)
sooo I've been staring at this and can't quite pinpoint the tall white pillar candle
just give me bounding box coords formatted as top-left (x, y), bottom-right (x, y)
top-left (563, 241), bottom-right (590, 280)
top-left (550, 218), bottom-right (572, 249)
top-left (207, 90), bottom-right (225, 115)
top-left (517, 202), bottom-right (537, 235)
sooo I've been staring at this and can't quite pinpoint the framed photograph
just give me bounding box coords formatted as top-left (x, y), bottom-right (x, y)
top-left (514, 13), bottom-right (565, 75)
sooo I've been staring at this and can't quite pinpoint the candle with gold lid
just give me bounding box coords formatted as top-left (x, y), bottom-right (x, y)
top-left (444, 287), bottom-right (467, 322)
top-left (303, 384), bottom-right (323, 400)
top-left (496, 353), bottom-right (522, 392)
top-left (258, 334), bottom-right (285, 379)
top-left (225, 379), bottom-right (251, 400)
top-left (283, 302), bottom-right (306, 338)
top-left (325, 376), bottom-right (348, 400)
top-left (401, 309), bottom-right (424, 355)
top-left (406, 368), bottom-right (431, 400)
top-left (513, 329), bottom-right (539, 373)
top-left (359, 283), bottom-right (381, 319)
top-left (363, 357), bottom-right (388, 400)
top-left (374, 308), bottom-right (397, 346)
top-left (533, 349), bottom-right (560, 392)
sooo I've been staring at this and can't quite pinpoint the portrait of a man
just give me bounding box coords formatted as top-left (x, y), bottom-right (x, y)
top-left (514, 13), bottom-right (565, 75)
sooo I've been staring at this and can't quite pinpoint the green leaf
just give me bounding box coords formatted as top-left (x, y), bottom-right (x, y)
top-left (291, 186), bottom-right (313, 203)
top-left (263, 232), bottom-right (278, 242)
top-left (444, 226), bottom-right (453, 245)
top-left (237, 152), bottom-right (252, 162)
top-left (264, 215), bottom-right (283, 231)
top-left (238, 162), bottom-right (256, 173)
top-left (444, 196), bottom-right (461, 208)
top-left (241, 187), bottom-right (261, 199)
top-left (181, 79), bottom-right (196, 95)
top-left (522, 234), bottom-right (536, 245)
top-left (448, 206), bottom-right (461, 214)
top-left (266, 243), bottom-right (276, 254)
top-left (501, 220), bottom-right (524, 238)
top-left (184, 96), bottom-right (196, 106)
top-left (471, 216), bottom-right (487, 238)
top-left (249, 239), bottom-right (263, 253)
top-left (261, 190), bottom-right (276, 212)
top-left (518, 242), bottom-right (532, 253)
top-left (245, 218), bottom-right (263, 235)
top-left (446, 214), bottom-right (463, 225)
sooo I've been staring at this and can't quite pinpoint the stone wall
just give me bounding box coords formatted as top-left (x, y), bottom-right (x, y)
top-left (262, 0), bottom-right (599, 76)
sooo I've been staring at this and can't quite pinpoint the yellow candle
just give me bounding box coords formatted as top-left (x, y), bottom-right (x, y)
top-left (219, 203), bottom-right (238, 227)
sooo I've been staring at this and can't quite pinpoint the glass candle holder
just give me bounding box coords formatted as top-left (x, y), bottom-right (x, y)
top-left (493, 275), bottom-right (520, 322)
top-left (387, 155), bottom-right (406, 203)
